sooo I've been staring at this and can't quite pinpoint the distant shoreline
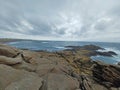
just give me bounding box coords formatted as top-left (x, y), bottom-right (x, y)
top-left (0, 38), bottom-right (120, 44)
top-left (0, 38), bottom-right (22, 44)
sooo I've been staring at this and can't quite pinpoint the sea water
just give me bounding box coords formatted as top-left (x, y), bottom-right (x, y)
top-left (7, 40), bottom-right (120, 64)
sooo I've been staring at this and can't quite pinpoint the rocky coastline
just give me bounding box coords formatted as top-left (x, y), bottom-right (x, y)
top-left (0, 43), bottom-right (120, 90)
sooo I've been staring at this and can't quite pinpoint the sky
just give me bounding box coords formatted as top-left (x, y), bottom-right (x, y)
top-left (0, 0), bottom-right (120, 42)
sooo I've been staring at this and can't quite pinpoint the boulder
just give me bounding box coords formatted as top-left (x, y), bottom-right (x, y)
top-left (0, 56), bottom-right (22, 65)
top-left (0, 44), bottom-right (19, 57)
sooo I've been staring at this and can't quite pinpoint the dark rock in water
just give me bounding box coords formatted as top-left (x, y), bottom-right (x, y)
top-left (118, 62), bottom-right (120, 65)
top-left (65, 45), bottom-right (117, 57)
top-left (95, 51), bottom-right (117, 57)
top-left (108, 51), bottom-right (117, 55)
top-left (65, 45), bottom-right (104, 51)
top-left (92, 61), bottom-right (120, 87)
top-left (82, 45), bottom-right (104, 50)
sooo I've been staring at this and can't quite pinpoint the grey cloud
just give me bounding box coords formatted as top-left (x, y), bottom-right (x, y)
top-left (0, 0), bottom-right (120, 42)
top-left (94, 20), bottom-right (110, 30)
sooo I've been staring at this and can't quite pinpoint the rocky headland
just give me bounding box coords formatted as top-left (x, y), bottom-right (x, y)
top-left (0, 38), bottom-right (21, 44)
top-left (0, 43), bottom-right (120, 90)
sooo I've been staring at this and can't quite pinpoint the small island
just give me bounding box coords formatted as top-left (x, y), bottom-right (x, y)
top-left (0, 42), bottom-right (120, 90)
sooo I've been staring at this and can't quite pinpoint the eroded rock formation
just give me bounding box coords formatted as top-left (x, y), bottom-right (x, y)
top-left (0, 44), bottom-right (119, 90)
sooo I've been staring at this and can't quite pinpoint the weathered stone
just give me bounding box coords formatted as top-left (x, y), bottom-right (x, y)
top-left (92, 84), bottom-right (108, 90)
top-left (0, 64), bottom-right (42, 90)
top-left (0, 56), bottom-right (22, 65)
top-left (111, 87), bottom-right (120, 90)
top-left (5, 75), bottom-right (43, 90)
top-left (0, 43), bottom-right (119, 90)
top-left (0, 44), bottom-right (19, 57)
top-left (79, 74), bottom-right (108, 90)
top-left (92, 61), bottom-right (120, 87)
top-left (43, 73), bottom-right (79, 90)
top-left (12, 61), bottom-right (37, 72)
top-left (36, 63), bottom-right (72, 77)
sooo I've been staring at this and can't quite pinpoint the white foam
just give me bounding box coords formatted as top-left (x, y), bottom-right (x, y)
top-left (101, 47), bottom-right (120, 62)
top-left (41, 42), bottom-right (48, 44)
top-left (9, 41), bottom-right (19, 45)
top-left (98, 47), bottom-right (120, 54)
top-left (55, 46), bottom-right (65, 49)
top-left (97, 47), bottom-right (120, 63)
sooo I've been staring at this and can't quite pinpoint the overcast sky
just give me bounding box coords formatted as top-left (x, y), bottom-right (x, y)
top-left (0, 0), bottom-right (120, 42)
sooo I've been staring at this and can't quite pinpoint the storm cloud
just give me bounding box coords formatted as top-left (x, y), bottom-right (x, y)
top-left (0, 0), bottom-right (120, 42)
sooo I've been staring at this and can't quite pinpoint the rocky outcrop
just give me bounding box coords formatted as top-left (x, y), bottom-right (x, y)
top-left (0, 44), bottom-right (119, 90)
top-left (92, 61), bottom-right (120, 88)
top-left (0, 44), bottom-right (81, 90)
top-left (66, 45), bottom-right (117, 57)
top-left (66, 44), bottom-right (104, 51)
top-left (79, 73), bottom-right (109, 90)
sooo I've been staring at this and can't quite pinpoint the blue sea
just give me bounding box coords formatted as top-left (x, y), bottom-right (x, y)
top-left (6, 40), bottom-right (120, 64)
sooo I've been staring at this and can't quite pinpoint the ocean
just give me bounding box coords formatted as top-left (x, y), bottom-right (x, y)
top-left (7, 40), bottom-right (120, 64)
